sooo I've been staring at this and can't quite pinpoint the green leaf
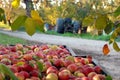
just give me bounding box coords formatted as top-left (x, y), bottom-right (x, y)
top-left (34, 21), bottom-right (44, 32)
top-left (82, 15), bottom-right (94, 26)
top-left (113, 42), bottom-right (120, 52)
top-left (105, 75), bottom-right (112, 80)
top-left (0, 64), bottom-right (18, 80)
top-left (114, 6), bottom-right (120, 17)
top-left (104, 21), bottom-right (113, 34)
top-left (95, 14), bottom-right (107, 30)
top-left (25, 18), bottom-right (36, 36)
top-left (36, 61), bottom-right (43, 72)
top-left (11, 15), bottom-right (27, 31)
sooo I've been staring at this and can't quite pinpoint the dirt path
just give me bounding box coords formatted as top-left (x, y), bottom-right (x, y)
top-left (0, 30), bottom-right (120, 80)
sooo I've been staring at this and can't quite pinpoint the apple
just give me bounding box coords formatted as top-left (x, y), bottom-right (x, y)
top-left (0, 58), bottom-right (11, 65)
top-left (46, 66), bottom-right (58, 74)
top-left (67, 64), bottom-right (78, 73)
top-left (92, 74), bottom-right (106, 80)
top-left (81, 77), bottom-right (89, 80)
top-left (83, 67), bottom-right (94, 76)
top-left (63, 60), bottom-right (73, 67)
top-left (74, 71), bottom-right (85, 77)
top-left (94, 66), bottom-right (102, 74)
top-left (19, 71), bottom-right (30, 78)
top-left (74, 57), bottom-right (82, 63)
top-left (15, 72), bottom-right (25, 80)
top-left (53, 59), bottom-right (64, 67)
top-left (23, 54), bottom-right (33, 61)
top-left (87, 55), bottom-right (92, 63)
top-left (88, 72), bottom-right (97, 79)
top-left (23, 64), bottom-right (34, 72)
top-left (15, 44), bottom-right (23, 50)
top-left (46, 73), bottom-right (58, 80)
top-left (30, 70), bottom-right (39, 77)
top-left (65, 55), bottom-right (74, 62)
top-left (58, 69), bottom-right (71, 80)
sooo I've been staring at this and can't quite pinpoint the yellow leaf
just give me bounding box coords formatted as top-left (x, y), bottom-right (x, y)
top-left (25, 18), bottom-right (36, 36)
top-left (11, 0), bottom-right (20, 8)
top-left (103, 44), bottom-right (110, 55)
top-left (31, 10), bottom-right (44, 24)
top-left (113, 42), bottom-right (120, 52)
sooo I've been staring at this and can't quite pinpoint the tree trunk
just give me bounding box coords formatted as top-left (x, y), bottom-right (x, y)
top-left (24, 0), bottom-right (34, 17)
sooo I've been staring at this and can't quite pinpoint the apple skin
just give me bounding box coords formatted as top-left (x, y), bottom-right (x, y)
top-left (81, 77), bottom-right (90, 80)
top-left (88, 72), bottom-right (97, 80)
top-left (46, 73), bottom-right (58, 80)
top-left (74, 71), bottom-right (85, 77)
top-left (83, 67), bottom-right (94, 76)
top-left (92, 74), bottom-right (106, 80)
top-left (67, 64), bottom-right (78, 73)
top-left (19, 71), bottom-right (30, 78)
top-left (58, 69), bottom-right (71, 80)
top-left (94, 66), bottom-right (102, 74)
top-left (30, 70), bottom-right (39, 77)
top-left (15, 72), bottom-right (25, 80)
top-left (46, 66), bottom-right (58, 74)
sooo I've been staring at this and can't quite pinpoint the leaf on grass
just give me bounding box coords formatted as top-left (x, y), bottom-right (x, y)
top-left (105, 75), bottom-right (112, 80)
top-left (11, 15), bottom-right (27, 31)
top-left (25, 18), bottom-right (36, 36)
top-left (103, 44), bottom-right (110, 55)
top-left (0, 64), bottom-right (18, 80)
top-left (113, 42), bottom-right (120, 52)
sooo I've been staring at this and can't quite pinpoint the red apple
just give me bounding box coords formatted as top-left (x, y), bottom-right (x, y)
top-left (23, 64), bottom-right (34, 72)
top-left (67, 64), bottom-right (78, 73)
top-left (19, 71), bottom-right (30, 78)
top-left (74, 71), bottom-right (85, 77)
top-left (30, 70), bottom-right (39, 77)
top-left (83, 67), bottom-right (94, 76)
top-left (63, 60), bottom-right (73, 67)
top-left (23, 54), bottom-right (33, 61)
top-left (46, 73), bottom-right (58, 80)
top-left (46, 66), bottom-right (58, 74)
top-left (15, 72), bottom-right (25, 80)
top-left (88, 72), bottom-right (97, 79)
top-left (53, 59), bottom-right (64, 67)
top-left (92, 74), bottom-right (106, 80)
top-left (74, 57), bottom-right (82, 63)
top-left (58, 69), bottom-right (71, 80)
top-left (94, 66), bottom-right (102, 74)
top-left (81, 77), bottom-right (89, 80)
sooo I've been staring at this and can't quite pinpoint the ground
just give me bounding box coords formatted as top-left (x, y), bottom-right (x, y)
top-left (0, 29), bottom-right (120, 80)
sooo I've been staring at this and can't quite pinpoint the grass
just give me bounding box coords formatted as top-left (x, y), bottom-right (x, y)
top-left (0, 33), bottom-right (28, 45)
top-left (45, 31), bottom-right (112, 41)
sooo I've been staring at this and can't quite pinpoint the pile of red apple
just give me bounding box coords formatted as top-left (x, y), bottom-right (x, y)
top-left (0, 44), bottom-right (107, 80)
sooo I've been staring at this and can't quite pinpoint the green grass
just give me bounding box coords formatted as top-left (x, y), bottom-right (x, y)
top-left (0, 33), bottom-right (28, 45)
top-left (45, 31), bottom-right (112, 41)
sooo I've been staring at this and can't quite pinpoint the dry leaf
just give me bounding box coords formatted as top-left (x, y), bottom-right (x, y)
top-left (103, 44), bottom-right (110, 55)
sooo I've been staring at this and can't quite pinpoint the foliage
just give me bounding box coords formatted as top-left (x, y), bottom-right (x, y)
top-left (0, 64), bottom-right (18, 80)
